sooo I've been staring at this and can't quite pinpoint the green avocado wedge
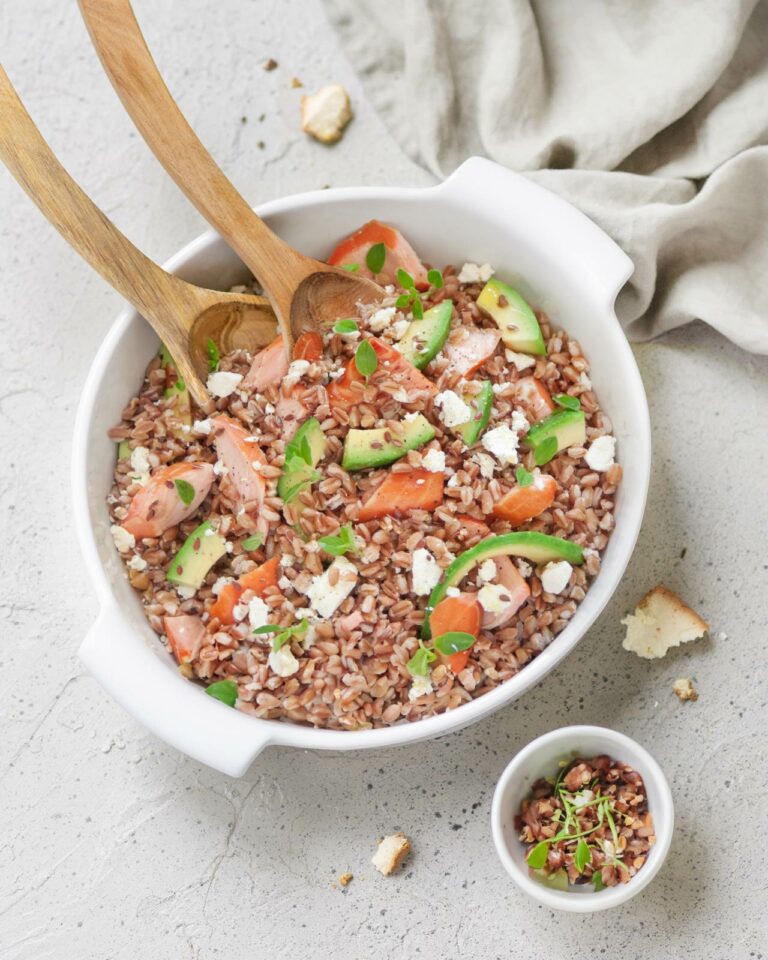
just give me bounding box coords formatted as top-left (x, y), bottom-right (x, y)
top-left (159, 343), bottom-right (193, 438)
top-left (523, 409), bottom-right (586, 466)
top-left (421, 532), bottom-right (584, 639)
top-left (167, 520), bottom-right (227, 589)
top-left (342, 414), bottom-right (435, 471)
top-left (396, 300), bottom-right (453, 370)
top-left (455, 381), bottom-right (493, 446)
top-left (477, 278), bottom-right (546, 356)
top-left (117, 440), bottom-right (131, 460)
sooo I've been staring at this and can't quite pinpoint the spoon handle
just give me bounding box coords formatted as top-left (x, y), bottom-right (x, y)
top-left (78, 0), bottom-right (303, 346)
top-left (0, 65), bottom-right (199, 338)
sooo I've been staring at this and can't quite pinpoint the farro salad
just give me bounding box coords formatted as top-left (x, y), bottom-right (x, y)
top-left (107, 220), bottom-right (621, 730)
top-left (516, 755), bottom-right (655, 890)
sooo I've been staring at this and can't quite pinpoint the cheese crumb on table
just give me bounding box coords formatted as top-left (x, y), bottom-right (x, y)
top-left (300, 83), bottom-right (352, 143)
top-left (372, 833), bottom-right (411, 876)
top-left (339, 872), bottom-right (353, 888)
top-left (622, 585), bottom-right (709, 659)
top-left (206, 371), bottom-right (243, 398)
top-left (673, 677), bottom-right (699, 702)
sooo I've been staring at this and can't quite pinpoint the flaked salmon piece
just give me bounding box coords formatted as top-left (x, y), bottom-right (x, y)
top-left (242, 336), bottom-right (289, 391)
top-left (492, 473), bottom-right (558, 525)
top-left (516, 376), bottom-right (555, 421)
top-left (328, 219), bottom-right (429, 289)
top-left (212, 415), bottom-right (267, 523)
top-left (123, 461), bottom-right (214, 538)
top-left (164, 614), bottom-right (206, 664)
top-left (327, 337), bottom-right (437, 407)
top-left (443, 328), bottom-right (501, 376)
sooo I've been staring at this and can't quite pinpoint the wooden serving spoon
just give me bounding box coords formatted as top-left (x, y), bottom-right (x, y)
top-left (78, 0), bottom-right (382, 353)
top-left (0, 66), bottom-right (277, 406)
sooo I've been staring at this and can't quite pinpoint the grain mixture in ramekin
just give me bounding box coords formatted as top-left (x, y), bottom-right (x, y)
top-left (107, 221), bottom-right (621, 730)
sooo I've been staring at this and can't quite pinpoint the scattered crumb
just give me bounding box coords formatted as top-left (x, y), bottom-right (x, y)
top-left (371, 833), bottom-right (411, 876)
top-left (339, 872), bottom-right (353, 887)
top-left (621, 585), bottom-right (708, 659)
top-left (291, 76), bottom-right (304, 89)
top-left (301, 83), bottom-right (352, 143)
top-left (673, 677), bottom-right (698, 703)
top-left (257, 141), bottom-right (265, 150)
top-left (263, 58), bottom-right (278, 71)
top-left (679, 547), bottom-right (687, 559)
top-left (716, 631), bottom-right (728, 642)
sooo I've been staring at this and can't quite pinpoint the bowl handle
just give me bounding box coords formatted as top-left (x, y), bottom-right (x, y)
top-left (437, 156), bottom-right (634, 308)
top-left (80, 603), bottom-right (274, 776)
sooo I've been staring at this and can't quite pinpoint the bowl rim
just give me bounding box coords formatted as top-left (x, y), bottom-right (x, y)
top-left (490, 724), bottom-right (675, 912)
top-left (72, 161), bottom-right (651, 760)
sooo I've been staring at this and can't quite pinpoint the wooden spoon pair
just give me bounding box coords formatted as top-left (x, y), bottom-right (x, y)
top-left (0, 0), bottom-right (379, 404)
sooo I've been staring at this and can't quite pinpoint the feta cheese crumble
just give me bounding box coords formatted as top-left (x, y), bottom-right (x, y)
top-left (446, 586), bottom-right (461, 598)
top-left (390, 318), bottom-right (410, 340)
top-left (268, 646), bottom-right (300, 677)
top-left (127, 554), bottom-right (147, 572)
top-left (283, 359), bottom-right (311, 389)
top-left (516, 559), bottom-right (533, 579)
top-left (368, 305), bottom-right (397, 332)
top-left (192, 418), bottom-right (212, 436)
top-left (206, 370), bottom-right (243, 398)
top-left (481, 424), bottom-right (519, 466)
top-left (471, 452), bottom-right (496, 479)
top-left (505, 349), bottom-right (536, 372)
top-left (477, 583), bottom-right (511, 614)
top-left (110, 524), bottom-right (135, 553)
top-left (408, 675), bottom-right (434, 701)
top-left (130, 445), bottom-right (151, 474)
top-left (434, 390), bottom-right (472, 429)
top-left (457, 262), bottom-right (494, 284)
top-left (213, 459), bottom-right (228, 477)
top-left (411, 548), bottom-right (441, 596)
top-left (307, 557), bottom-right (358, 618)
top-left (175, 584), bottom-right (197, 601)
top-left (422, 448), bottom-right (446, 473)
top-left (585, 435), bottom-right (616, 472)
top-left (541, 560), bottom-right (573, 595)
top-left (211, 576), bottom-right (234, 596)
top-left (511, 409), bottom-right (530, 434)
top-left (477, 559), bottom-right (496, 583)
top-left (248, 596), bottom-right (271, 630)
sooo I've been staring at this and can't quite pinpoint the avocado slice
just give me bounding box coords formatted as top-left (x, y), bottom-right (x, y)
top-left (159, 344), bottom-right (193, 439)
top-left (167, 520), bottom-right (227, 589)
top-left (455, 381), bottom-right (493, 445)
top-left (396, 300), bottom-right (453, 370)
top-left (117, 440), bottom-right (131, 460)
top-left (342, 413), bottom-right (435, 471)
top-left (277, 417), bottom-right (327, 502)
top-left (531, 868), bottom-right (569, 891)
top-left (477, 278), bottom-right (546, 356)
top-left (422, 532), bottom-right (583, 639)
top-left (523, 409), bottom-right (586, 466)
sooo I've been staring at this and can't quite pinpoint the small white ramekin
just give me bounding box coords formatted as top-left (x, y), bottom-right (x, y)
top-left (491, 725), bottom-right (674, 912)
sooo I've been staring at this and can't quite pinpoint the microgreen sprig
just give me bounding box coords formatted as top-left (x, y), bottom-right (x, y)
top-left (253, 618), bottom-right (309, 652)
top-left (406, 640), bottom-right (436, 678)
top-left (206, 337), bottom-right (220, 372)
top-left (318, 524), bottom-right (359, 557)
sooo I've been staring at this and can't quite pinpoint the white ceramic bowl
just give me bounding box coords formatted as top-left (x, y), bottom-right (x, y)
top-left (73, 157), bottom-right (649, 776)
top-left (491, 725), bottom-right (674, 912)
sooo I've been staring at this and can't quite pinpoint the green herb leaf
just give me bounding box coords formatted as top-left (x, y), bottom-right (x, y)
top-left (366, 242), bottom-right (386, 275)
top-left (252, 624), bottom-right (282, 635)
top-left (553, 393), bottom-right (581, 411)
top-left (515, 465), bottom-right (534, 487)
top-left (175, 379), bottom-right (185, 392)
top-left (241, 533), bottom-right (264, 551)
top-left (355, 339), bottom-right (378, 378)
top-left (411, 298), bottom-right (424, 320)
top-left (396, 267), bottom-right (415, 289)
top-left (592, 871), bottom-right (606, 891)
top-left (271, 618), bottom-right (309, 652)
top-left (206, 338), bottom-right (220, 372)
top-left (341, 262), bottom-right (360, 272)
top-left (406, 642), bottom-right (436, 678)
top-left (205, 679), bottom-right (238, 707)
top-left (427, 268), bottom-right (443, 289)
top-left (333, 318), bottom-right (359, 334)
top-left (174, 478), bottom-right (195, 506)
top-left (395, 293), bottom-right (412, 309)
top-left (575, 838), bottom-right (591, 873)
top-left (534, 436), bottom-right (559, 466)
top-left (526, 841), bottom-right (549, 870)
top-left (318, 524), bottom-right (359, 557)
top-left (280, 471), bottom-right (320, 504)
top-left (433, 632), bottom-right (476, 656)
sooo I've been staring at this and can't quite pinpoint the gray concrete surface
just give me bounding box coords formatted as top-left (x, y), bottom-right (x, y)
top-left (1, 2), bottom-right (766, 958)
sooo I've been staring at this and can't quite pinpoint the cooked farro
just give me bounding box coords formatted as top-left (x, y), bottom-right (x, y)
top-left (107, 224), bottom-right (620, 730)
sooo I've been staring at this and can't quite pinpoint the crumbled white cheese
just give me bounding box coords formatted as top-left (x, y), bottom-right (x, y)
top-left (572, 789), bottom-right (594, 810)
top-left (127, 554), bottom-right (147, 572)
top-left (110, 524), bottom-right (135, 553)
top-left (211, 576), bottom-right (234, 596)
top-left (446, 586), bottom-right (461, 598)
top-left (268, 645), bottom-right (300, 677)
top-left (307, 557), bottom-right (358, 618)
top-left (213, 459), bottom-right (228, 477)
top-left (411, 548), bottom-right (441, 596)
top-left (408, 674), bottom-right (434, 701)
top-left (585, 435), bottom-right (616, 472)
top-left (283, 359), bottom-right (311, 389)
top-left (434, 390), bottom-right (472, 429)
top-left (516, 559), bottom-right (533, 579)
top-left (505, 349), bottom-right (537, 372)
top-left (175, 584), bottom-right (197, 601)
top-left (328, 368), bottom-right (345, 380)
top-left (471, 452), bottom-right (496, 479)
top-left (477, 559), bottom-right (496, 583)
top-left (422, 448), bottom-right (446, 473)
top-left (278, 575), bottom-right (293, 591)
top-left (206, 370), bottom-right (243, 398)
top-left (511, 409), bottom-right (529, 434)
top-left (579, 371), bottom-right (592, 389)
top-left (481, 424), bottom-right (519, 466)
top-left (248, 596), bottom-right (271, 630)
top-left (264, 403), bottom-right (276, 414)
top-left (232, 602), bottom-right (249, 623)
top-left (403, 411), bottom-right (421, 422)
top-left (368, 306), bottom-right (397, 332)
top-left (457, 262), bottom-right (494, 284)
top-left (477, 583), bottom-right (511, 614)
top-left (541, 560), bottom-right (573, 595)
top-left (130, 445), bottom-right (151, 474)
top-left (390, 318), bottom-right (410, 341)
top-left (192, 418), bottom-right (212, 436)
top-left (280, 554), bottom-right (295, 568)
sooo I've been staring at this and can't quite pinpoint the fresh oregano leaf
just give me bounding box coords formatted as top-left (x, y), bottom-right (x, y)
top-left (534, 436), bottom-right (559, 466)
top-left (205, 679), bottom-right (238, 707)
top-left (433, 632), bottom-right (476, 656)
top-left (553, 394), bottom-right (581, 411)
top-left (174, 478), bottom-right (195, 506)
top-left (515, 465), bottom-right (534, 487)
top-left (241, 533), bottom-right (264, 551)
top-left (366, 242), bottom-right (386, 274)
top-left (355, 339), bottom-right (378, 377)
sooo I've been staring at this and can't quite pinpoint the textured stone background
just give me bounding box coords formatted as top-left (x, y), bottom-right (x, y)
top-left (1, 2), bottom-right (767, 958)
